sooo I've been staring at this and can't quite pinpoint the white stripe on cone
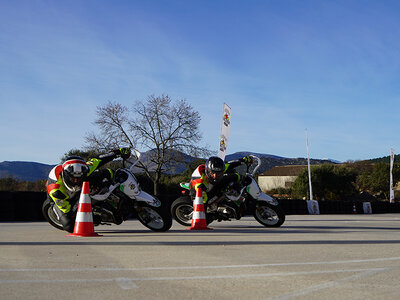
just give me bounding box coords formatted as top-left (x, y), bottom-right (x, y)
top-left (193, 195), bottom-right (203, 205)
top-left (192, 211), bottom-right (206, 220)
top-left (78, 195), bottom-right (91, 203)
top-left (75, 212), bottom-right (94, 223)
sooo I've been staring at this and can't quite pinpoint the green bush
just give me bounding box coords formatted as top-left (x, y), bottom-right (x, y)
top-left (292, 164), bottom-right (357, 200)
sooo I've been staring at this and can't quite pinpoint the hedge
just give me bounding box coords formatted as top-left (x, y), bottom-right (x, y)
top-left (1, 192), bottom-right (400, 221)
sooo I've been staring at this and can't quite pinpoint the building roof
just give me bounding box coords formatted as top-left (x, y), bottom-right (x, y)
top-left (260, 165), bottom-right (308, 176)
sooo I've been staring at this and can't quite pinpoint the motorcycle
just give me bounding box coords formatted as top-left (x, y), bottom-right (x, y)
top-left (170, 155), bottom-right (285, 227)
top-left (42, 148), bottom-right (172, 232)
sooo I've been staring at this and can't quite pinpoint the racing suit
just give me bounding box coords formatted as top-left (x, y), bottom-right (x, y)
top-left (189, 158), bottom-right (249, 204)
top-left (46, 149), bottom-right (128, 232)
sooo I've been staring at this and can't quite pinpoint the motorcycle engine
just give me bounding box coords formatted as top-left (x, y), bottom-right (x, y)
top-left (92, 205), bottom-right (114, 224)
top-left (217, 205), bottom-right (237, 220)
top-left (92, 199), bottom-right (123, 225)
top-left (207, 196), bottom-right (242, 222)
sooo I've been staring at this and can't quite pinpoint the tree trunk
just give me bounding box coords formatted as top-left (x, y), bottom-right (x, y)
top-left (153, 171), bottom-right (161, 196)
top-left (153, 181), bottom-right (159, 196)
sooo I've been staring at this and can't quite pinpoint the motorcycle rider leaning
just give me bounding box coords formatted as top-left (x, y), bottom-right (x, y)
top-left (189, 155), bottom-right (253, 204)
top-left (46, 147), bottom-right (131, 233)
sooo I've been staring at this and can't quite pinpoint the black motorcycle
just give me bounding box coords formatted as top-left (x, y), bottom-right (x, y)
top-left (170, 155), bottom-right (285, 227)
top-left (42, 148), bottom-right (172, 232)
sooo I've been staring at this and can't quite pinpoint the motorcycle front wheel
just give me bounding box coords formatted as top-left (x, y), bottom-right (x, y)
top-left (42, 198), bottom-right (64, 231)
top-left (253, 202), bottom-right (285, 227)
top-left (136, 203), bottom-right (172, 232)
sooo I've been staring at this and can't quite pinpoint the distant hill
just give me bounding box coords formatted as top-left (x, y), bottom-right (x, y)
top-left (132, 149), bottom-right (201, 175)
top-left (368, 154), bottom-right (400, 163)
top-left (225, 152), bottom-right (338, 174)
top-left (0, 161), bottom-right (55, 181)
top-left (225, 152), bottom-right (284, 161)
top-left (255, 156), bottom-right (338, 174)
top-left (0, 150), bottom-right (340, 181)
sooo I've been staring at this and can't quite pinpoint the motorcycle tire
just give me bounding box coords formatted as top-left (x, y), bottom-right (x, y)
top-left (253, 202), bottom-right (285, 227)
top-left (136, 202), bottom-right (172, 232)
top-left (42, 198), bottom-right (64, 231)
top-left (170, 196), bottom-right (214, 226)
top-left (170, 196), bottom-right (194, 226)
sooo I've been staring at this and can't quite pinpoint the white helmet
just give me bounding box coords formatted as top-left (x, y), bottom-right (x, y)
top-left (62, 156), bottom-right (89, 192)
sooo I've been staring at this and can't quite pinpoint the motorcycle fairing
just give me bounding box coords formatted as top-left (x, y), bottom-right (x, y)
top-left (117, 169), bottom-right (161, 207)
top-left (246, 177), bottom-right (278, 205)
top-left (135, 190), bottom-right (161, 207)
top-left (118, 169), bottom-right (141, 197)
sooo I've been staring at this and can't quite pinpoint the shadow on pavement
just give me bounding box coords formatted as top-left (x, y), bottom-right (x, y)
top-left (2, 239), bottom-right (400, 246)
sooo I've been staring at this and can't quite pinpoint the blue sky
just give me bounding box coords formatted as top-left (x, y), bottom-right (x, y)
top-left (1, 0), bottom-right (400, 164)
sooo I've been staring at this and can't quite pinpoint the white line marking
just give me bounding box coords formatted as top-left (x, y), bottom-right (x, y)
top-left (115, 278), bottom-right (138, 290)
top-left (266, 268), bottom-right (386, 300)
top-left (1, 256), bottom-right (400, 273)
top-left (0, 268), bottom-right (389, 286)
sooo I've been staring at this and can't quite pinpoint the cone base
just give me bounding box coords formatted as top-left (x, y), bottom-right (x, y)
top-left (66, 232), bottom-right (102, 237)
top-left (186, 226), bottom-right (212, 230)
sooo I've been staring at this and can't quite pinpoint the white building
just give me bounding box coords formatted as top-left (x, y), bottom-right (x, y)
top-left (258, 165), bottom-right (307, 192)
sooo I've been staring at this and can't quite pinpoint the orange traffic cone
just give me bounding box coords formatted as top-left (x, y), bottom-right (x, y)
top-left (187, 188), bottom-right (212, 230)
top-left (352, 203), bottom-right (357, 214)
top-left (67, 181), bottom-right (101, 237)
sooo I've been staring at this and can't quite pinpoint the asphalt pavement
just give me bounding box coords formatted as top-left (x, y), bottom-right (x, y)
top-left (1, 214), bottom-right (400, 299)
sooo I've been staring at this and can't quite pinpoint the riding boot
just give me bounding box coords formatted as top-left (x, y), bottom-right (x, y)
top-left (60, 214), bottom-right (75, 233)
top-left (53, 205), bottom-right (75, 233)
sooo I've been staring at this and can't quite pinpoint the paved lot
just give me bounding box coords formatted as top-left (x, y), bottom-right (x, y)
top-left (1, 214), bottom-right (400, 299)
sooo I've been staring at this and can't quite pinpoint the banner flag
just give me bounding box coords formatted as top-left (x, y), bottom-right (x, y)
top-left (306, 129), bottom-right (313, 201)
top-left (307, 200), bottom-right (320, 215)
top-left (390, 148), bottom-right (395, 203)
top-left (218, 103), bottom-right (231, 160)
top-left (363, 202), bottom-right (372, 214)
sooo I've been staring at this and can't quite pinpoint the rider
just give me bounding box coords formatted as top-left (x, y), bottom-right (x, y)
top-left (46, 147), bottom-right (131, 232)
top-left (189, 155), bottom-right (253, 204)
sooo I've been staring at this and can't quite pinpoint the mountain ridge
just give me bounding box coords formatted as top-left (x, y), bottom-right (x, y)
top-left (0, 151), bottom-right (341, 181)
top-left (0, 161), bottom-right (56, 182)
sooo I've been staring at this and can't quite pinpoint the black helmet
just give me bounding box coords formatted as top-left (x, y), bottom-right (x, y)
top-left (205, 156), bottom-right (225, 184)
top-left (62, 156), bottom-right (89, 192)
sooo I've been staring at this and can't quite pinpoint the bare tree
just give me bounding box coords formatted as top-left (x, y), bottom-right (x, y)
top-left (86, 94), bottom-right (211, 195)
top-left (86, 102), bottom-right (134, 151)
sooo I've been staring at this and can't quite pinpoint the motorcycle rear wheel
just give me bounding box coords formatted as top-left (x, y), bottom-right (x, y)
top-left (42, 198), bottom-right (64, 231)
top-left (253, 202), bottom-right (285, 227)
top-left (170, 196), bottom-right (193, 226)
top-left (171, 196), bottom-right (215, 226)
top-left (136, 203), bottom-right (172, 232)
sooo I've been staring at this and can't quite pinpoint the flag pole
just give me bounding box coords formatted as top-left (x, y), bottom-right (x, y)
top-left (306, 129), bottom-right (313, 201)
top-left (390, 148), bottom-right (395, 203)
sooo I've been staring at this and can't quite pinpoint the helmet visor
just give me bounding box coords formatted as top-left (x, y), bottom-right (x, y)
top-left (62, 161), bottom-right (88, 191)
top-left (208, 170), bottom-right (223, 182)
